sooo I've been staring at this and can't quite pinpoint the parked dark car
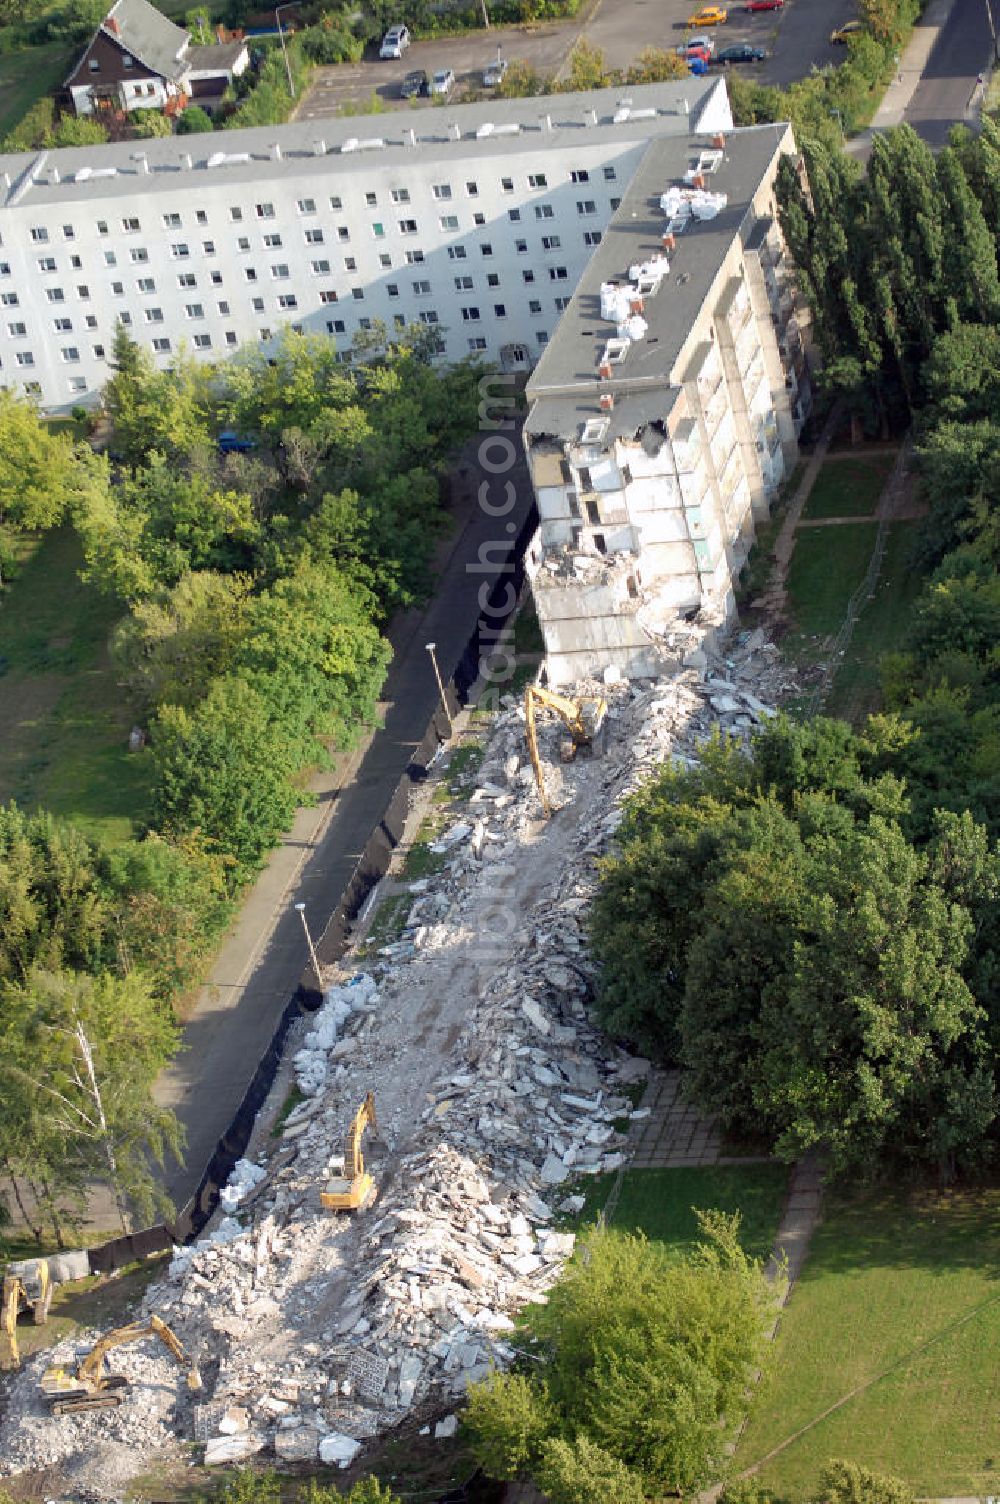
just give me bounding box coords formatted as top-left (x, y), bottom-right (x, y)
top-left (714, 42), bottom-right (767, 62)
top-left (400, 68), bottom-right (429, 98)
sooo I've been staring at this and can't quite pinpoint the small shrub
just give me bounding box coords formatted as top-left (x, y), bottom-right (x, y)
top-left (176, 105), bottom-right (214, 133)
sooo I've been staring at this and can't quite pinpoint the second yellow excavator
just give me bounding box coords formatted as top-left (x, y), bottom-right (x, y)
top-left (38, 1314), bottom-right (202, 1416)
top-left (2, 1259), bottom-right (53, 1370)
top-left (320, 1092), bottom-right (379, 1211)
top-left (524, 684), bottom-right (608, 817)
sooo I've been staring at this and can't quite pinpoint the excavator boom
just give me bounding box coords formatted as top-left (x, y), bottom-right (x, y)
top-left (39, 1313), bottom-right (201, 1415)
top-left (524, 685), bottom-right (608, 818)
top-left (2, 1260), bottom-right (52, 1371)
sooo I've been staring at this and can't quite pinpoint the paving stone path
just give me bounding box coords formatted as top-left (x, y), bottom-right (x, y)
top-left (628, 1068), bottom-right (774, 1169)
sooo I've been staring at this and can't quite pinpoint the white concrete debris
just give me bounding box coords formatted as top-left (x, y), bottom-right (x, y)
top-left (0, 626), bottom-right (798, 1493)
top-left (219, 1158), bottom-right (268, 1212)
top-left (294, 974), bottom-right (379, 1097)
top-left (660, 184), bottom-right (728, 221)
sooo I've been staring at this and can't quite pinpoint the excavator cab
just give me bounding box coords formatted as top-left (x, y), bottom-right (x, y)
top-left (320, 1092), bottom-right (379, 1211)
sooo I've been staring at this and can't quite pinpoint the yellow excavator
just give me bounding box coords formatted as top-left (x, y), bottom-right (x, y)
top-left (38, 1314), bottom-right (202, 1416)
top-left (2, 1259), bottom-right (53, 1370)
top-left (524, 684), bottom-right (609, 818)
top-left (320, 1092), bottom-right (379, 1211)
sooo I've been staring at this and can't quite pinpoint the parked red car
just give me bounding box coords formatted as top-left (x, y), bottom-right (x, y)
top-left (745, 0), bottom-right (783, 10)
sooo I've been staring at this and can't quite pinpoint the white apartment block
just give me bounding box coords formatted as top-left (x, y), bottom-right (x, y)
top-left (523, 122), bottom-right (811, 685)
top-left (0, 78), bottom-right (734, 413)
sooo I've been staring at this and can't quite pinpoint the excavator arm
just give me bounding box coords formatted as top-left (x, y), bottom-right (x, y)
top-left (77, 1315), bottom-right (200, 1390)
top-left (2, 1260), bottom-right (52, 1370)
top-left (524, 685), bottom-right (609, 818)
top-left (1, 1278), bottom-right (24, 1370)
top-left (40, 1314), bottom-right (201, 1414)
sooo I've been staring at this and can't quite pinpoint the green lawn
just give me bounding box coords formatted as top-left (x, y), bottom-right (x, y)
top-left (800, 454), bottom-right (897, 521)
top-left (825, 522), bottom-right (923, 722)
top-left (0, 41), bottom-right (74, 140)
top-left (574, 1163), bottom-right (789, 1264)
top-left (783, 521), bottom-right (879, 645)
top-left (0, 526), bottom-right (153, 846)
top-left (736, 1185), bottom-right (1000, 1497)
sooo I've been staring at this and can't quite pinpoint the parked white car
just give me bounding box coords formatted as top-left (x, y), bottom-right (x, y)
top-left (430, 67), bottom-right (455, 94)
top-left (483, 56), bottom-right (508, 87)
top-left (379, 24), bottom-right (411, 59)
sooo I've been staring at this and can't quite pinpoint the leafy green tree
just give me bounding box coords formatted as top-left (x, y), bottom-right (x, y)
top-left (77, 454), bottom-right (259, 602)
top-left (913, 416), bottom-right (1000, 565)
top-left (680, 800), bottom-right (809, 1131)
top-left (112, 571), bottom-right (252, 713)
top-left (756, 817), bottom-right (990, 1174)
top-left (948, 116), bottom-right (1000, 240)
top-left (935, 148), bottom-right (1000, 326)
top-left (102, 327), bottom-right (214, 468)
top-left (463, 1371), bottom-right (556, 1480)
top-left (545, 1217), bottom-right (770, 1493)
top-left (152, 676), bottom-right (300, 881)
top-left (103, 832), bottom-right (233, 1001)
top-left (0, 389), bottom-right (77, 544)
top-left (921, 323), bottom-right (1000, 423)
top-left (535, 1436), bottom-right (646, 1504)
top-left (234, 559), bottom-right (390, 757)
top-left (0, 967), bottom-right (181, 1228)
top-left (815, 1459), bottom-right (914, 1504)
top-left (561, 39), bottom-right (607, 91)
top-left (0, 804), bottom-right (109, 985)
top-left (625, 47), bottom-right (688, 83)
top-left (497, 59), bottom-right (547, 97)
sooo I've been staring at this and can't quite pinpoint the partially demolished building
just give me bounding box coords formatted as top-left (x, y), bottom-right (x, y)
top-left (523, 123), bottom-right (810, 685)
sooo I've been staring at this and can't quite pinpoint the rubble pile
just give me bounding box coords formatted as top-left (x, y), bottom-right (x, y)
top-left (0, 1336), bottom-right (197, 1479)
top-left (0, 629), bottom-right (797, 1490)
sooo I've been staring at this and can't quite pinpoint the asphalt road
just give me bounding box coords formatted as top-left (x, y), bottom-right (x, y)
top-left (903, 0), bottom-right (993, 145)
top-left (158, 439), bottom-right (534, 1214)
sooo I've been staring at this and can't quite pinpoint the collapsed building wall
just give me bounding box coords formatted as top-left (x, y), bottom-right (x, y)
top-left (522, 124), bottom-right (812, 688)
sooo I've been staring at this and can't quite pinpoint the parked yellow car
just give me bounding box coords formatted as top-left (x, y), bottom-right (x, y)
top-left (687, 5), bottom-right (729, 24)
top-left (830, 19), bottom-right (862, 41)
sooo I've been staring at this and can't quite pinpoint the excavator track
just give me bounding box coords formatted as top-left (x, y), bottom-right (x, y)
top-left (51, 1394), bottom-right (125, 1416)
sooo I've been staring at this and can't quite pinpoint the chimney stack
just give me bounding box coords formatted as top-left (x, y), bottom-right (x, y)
top-left (599, 360), bottom-right (612, 379)
top-left (270, 142), bottom-right (282, 161)
top-left (712, 132), bottom-right (726, 149)
top-left (662, 231), bottom-right (676, 251)
top-left (599, 393), bottom-right (615, 411)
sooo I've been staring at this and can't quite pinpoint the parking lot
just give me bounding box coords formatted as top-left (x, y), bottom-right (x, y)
top-left (294, 0), bottom-right (859, 120)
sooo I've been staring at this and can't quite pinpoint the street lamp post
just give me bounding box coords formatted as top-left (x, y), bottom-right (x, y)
top-left (294, 901), bottom-right (321, 982)
top-left (275, 3), bottom-right (296, 99)
top-left (425, 641), bottom-right (452, 734)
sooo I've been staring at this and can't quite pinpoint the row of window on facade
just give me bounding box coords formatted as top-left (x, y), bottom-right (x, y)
top-left (6, 287), bottom-right (570, 336)
top-left (18, 187), bottom-right (617, 254)
top-left (5, 226), bottom-right (602, 286)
